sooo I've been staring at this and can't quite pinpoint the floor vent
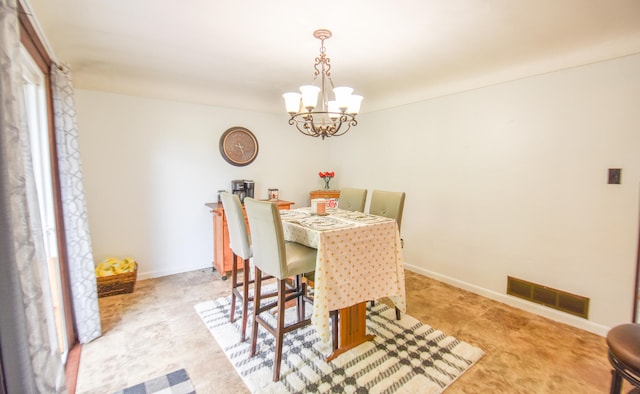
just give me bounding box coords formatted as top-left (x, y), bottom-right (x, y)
top-left (507, 276), bottom-right (589, 319)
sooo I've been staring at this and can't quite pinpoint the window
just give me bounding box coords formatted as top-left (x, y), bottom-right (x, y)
top-left (18, 44), bottom-right (69, 361)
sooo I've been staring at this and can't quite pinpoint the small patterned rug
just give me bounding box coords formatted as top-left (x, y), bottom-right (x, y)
top-left (195, 296), bottom-right (483, 393)
top-left (112, 369), bottom-right (195, 394)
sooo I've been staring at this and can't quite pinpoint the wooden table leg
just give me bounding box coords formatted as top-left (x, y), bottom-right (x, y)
top-left (326, 302), bottom-right (375, 362)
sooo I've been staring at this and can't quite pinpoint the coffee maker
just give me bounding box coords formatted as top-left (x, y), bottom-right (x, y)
top-left (231, 179), bottom-right (254, 203)
top-left (243, 180), bottom-right (255, 199)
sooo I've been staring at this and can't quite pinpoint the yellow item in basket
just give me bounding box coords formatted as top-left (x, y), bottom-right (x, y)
top-left (95, 257), bottom-right (137, 277)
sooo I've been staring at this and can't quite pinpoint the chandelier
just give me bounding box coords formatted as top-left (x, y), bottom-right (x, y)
top-left (283, 29), bottom-right (363, 139)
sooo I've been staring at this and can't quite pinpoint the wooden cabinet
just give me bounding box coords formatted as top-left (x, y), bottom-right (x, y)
top-left (309, 189), bottom-right (340, 201)
top-left (205, 200), bottom-right (294, 280)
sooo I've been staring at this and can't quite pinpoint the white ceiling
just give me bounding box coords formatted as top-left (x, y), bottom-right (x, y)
top-left (25, 0), bottom-right (640, 114)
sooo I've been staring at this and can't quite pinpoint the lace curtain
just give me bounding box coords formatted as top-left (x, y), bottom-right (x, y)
top-left (51, 65), bottom-right (102, 344)
top-left (0, 0), bottom-right (66, 392)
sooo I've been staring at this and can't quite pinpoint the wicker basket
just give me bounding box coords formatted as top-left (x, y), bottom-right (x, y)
top-left (97, 262), bottom-right (138, 298)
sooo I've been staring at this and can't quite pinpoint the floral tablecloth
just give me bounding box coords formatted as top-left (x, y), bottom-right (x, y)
top-left (281, 208), bottom-right (407, 343)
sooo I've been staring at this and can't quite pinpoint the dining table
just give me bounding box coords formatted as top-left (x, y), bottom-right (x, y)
top-left (280, 207), bottom-right (406, 361)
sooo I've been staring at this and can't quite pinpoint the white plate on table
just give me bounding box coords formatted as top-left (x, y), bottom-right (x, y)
top-left (298, 217), bottom-right (353, 230)
top-left (279, 210), bottom-right (311, 220)
top-left (333, 212), bottom-right (389, 223)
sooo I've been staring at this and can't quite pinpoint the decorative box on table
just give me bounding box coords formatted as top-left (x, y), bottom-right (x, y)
top-left (96, 259), bottom-right (138, 298)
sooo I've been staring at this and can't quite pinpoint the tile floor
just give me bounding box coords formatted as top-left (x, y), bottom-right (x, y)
top-left (76, 268), bottom-right (621, 393)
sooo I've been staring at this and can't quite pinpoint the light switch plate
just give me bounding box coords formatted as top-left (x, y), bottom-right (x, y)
top-left (608, 168), bottom-right (621, 184)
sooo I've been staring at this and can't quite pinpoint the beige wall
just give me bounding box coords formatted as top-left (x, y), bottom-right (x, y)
top-left (331, 53), bottom-right (640, 335)
top-left (75, 91), bottom-right (330, 278)
top-left (75, 53), bottom-right (639, 336)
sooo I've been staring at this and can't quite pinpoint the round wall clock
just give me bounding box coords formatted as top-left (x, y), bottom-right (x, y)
top-left (219, 126), bottom-right (259, 166)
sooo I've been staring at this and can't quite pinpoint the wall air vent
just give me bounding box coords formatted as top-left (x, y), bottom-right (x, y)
top-left (507, 276), bottom-right (589, 319)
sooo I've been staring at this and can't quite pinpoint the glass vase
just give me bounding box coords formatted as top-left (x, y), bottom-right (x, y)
top-left (324, 178), bottom-right (331, 189)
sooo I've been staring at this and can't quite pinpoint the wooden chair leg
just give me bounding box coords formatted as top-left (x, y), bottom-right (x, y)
top-left (295, 275), bottom-right (305, 322)
top-left (240, 258), bottom-right (250, 341)
top-left (249, 269), bottom-right (313, 382)
top-left (230, 253), bottom-right (239, 323)
top-left (273, 279), bottom-right (287, 381)
top-left (610, 369), bottom-right (622, 394)
top-left (300, 280), bottom-right (307, 321)
top-left (250, 266), bottom-right (262, 358)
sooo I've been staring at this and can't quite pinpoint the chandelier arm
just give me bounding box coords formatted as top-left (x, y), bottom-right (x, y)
top-left (329, 117), bottom-right (343, 137)
top-left (331, 123), bottom-right (350, 137)
top-left (299, 124), bottom-right (321, 137)
top-left (296, 123), bottom-right (320, 137)
top-left (292, 117), bottom-right (319, 137)
top-left (331, 115), bottom-right (356, 137)
top-left (307, 113), bottom-right (323, 138)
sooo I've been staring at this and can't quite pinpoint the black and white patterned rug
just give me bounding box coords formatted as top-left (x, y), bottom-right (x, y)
top-left (195, 296), bottom-right (483, 393)
top-left (112, 369), bottom-right (195, 394)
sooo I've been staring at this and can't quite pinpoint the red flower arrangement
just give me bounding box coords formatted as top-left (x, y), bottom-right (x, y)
top-left (319, 171), bottom-right (335, 189)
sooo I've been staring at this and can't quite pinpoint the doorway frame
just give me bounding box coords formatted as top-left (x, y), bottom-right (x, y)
top-left (633, 194), bottom-right (640, 322)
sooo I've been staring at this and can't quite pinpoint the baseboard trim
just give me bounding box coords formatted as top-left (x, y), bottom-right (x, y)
top-left (403, 263), bottom-right (610, 337)
top-left (137, 261), bottom-right (611, 336)
top-left (137, 264), bottom-right (213, 281)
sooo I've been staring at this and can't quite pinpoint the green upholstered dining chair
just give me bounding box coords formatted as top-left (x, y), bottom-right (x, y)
top-left (337, 187), bottom-right (367, 212)
top-left (244, 198), bottom-right (317, 382)
top-left (368, 189), bottom-right (406, 232)
top-left (220, 192), bottom-right (265, 342)
top-left (368, 190), bottom-right (406, 319)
